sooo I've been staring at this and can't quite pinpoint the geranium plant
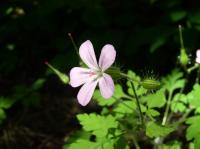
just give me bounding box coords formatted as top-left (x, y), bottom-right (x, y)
top-left (52, 26), bottom-right (200, 149)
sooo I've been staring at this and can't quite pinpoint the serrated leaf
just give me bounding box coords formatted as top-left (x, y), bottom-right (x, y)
top-left (146, 108), bottom-right (160, 119)
top-left (186, 116), bottom-right (200, 149)
top-left (144, 89), bottom-right (166, 108)
top-left (77, 114), bottom-right (118, 137)
top-left (127, 70), bottom-right (147, 96)
top-left (146, 121), bottom-right (174, 138)
top-left (162, 69), bottom-right (185, 94)
top-left (65, 139), bottom-right (97, 149)
top-left (187, 84), bottom-right (200, 108)
top-left (113, 101), bottom-right (137, 118)
top-left (94, 84), bottom-right (127, 106)
top-left (171, 93), bottom-right (187, 112)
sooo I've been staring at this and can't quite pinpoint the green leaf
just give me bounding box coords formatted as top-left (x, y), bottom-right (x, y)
top-left (144, 89), bottom-right (166, 108)
top-left (94, 84), bottom-right (127, 106)
top-left (65, 130), bottom-right (91, 144)
top-left (77, 114), bottom-right (118, 137)
top-left (187, 84), bottom-right (200, 108)
top-left (186, 116), bottom-right (200, 149)
top-left (126, 70), bottom-right (147, 96)
top-left (171, 93), bottom-right (187, 112)
top-left (0, 108), bottom-right (6, 124)
top-left (65, 139), bottom-right (97, 149)
top-left (146, 108), bottom-right (160, 119)
top-left (146, 121), bottom-right (174, 138)
top-left (113, 101), bottom-right (137, 118)
top-left (162, 69), bottom-right (185, 94)
top-left (0, 96), bottom-right (15, 109)
top-left (31, 78), bottom-right (46, 91)
top-left (162, 141), bottom-right (182, 149)
top-left (170, 10), bottom-right (187, 22)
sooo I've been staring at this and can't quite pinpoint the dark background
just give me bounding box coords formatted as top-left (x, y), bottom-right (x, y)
top-left (0, 0), bottom-right (200, 148)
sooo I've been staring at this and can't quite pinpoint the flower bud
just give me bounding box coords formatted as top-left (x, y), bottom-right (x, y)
top-left (140, 78), bottom-right (161, 90)
top-left (180, 48), bottom-right (188, 66)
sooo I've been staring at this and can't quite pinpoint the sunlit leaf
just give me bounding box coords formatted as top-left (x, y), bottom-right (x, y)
top-left (187, 84), bottom-right (200, 108)
top-left (144, 89), bottom-right (166, 108)
top-left (162, 69), bottom-right (185, 94)
top-left (146, 121), bottom-right (174, 138)
top-left (77, 114), bottom-right (118, 137)
top-left (171, 93), bottom-right (187, 112)
top-left (186, 116), bottom-right (200, 149)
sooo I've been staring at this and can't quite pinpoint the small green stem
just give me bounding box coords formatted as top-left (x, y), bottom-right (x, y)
top-left (188, 64), bottom-right (199, 74)
top-left (179, 25), bottom-right (184, 50)
top-left (120, 72), bottom-right (145, 126)
top-left (162, 92), bottom-right (172, 125)
top-left (130, 81), bottom-right (145, 127)
top-left (120, 73), bottom-right (140, 83)
top-left (68, 33), bottom-right (79, 54)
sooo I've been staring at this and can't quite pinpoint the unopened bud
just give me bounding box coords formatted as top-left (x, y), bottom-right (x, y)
top-left (180, 48), bottom-right (188, 66)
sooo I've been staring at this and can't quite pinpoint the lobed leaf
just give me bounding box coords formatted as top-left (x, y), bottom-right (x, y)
top-left (77, 113), bottom-right (118, 137)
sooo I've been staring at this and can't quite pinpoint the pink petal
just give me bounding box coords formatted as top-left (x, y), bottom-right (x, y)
top-left (196, 58), bottom-right (200, 64)
top-left (99, 44), bottom-right (116, 71)
top-left (196, 49), bottom-right (200, 58)
top-left (99, 73), bottom-right (115, 99)
top-left (77, 80), bottom-right (98, 106)
top-left (79, 40), bottom-right (98, 70)
top-left (70, 67), bottom-right (97, 87)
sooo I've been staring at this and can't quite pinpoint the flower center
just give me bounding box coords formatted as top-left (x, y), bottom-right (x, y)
top-left (96, 70), bottom-right (103, 78)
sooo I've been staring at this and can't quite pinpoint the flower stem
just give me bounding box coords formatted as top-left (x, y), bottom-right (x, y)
top-left (68, 33), bottom-right (79, 54)
top-left (120, 72), bottom-right (145, 126)
top-left (130, 81), bottom-right (145, 127)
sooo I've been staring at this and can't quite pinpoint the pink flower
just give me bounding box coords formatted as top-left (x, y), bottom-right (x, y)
top-left (196, 49), bottom-right (200, 64)
top-left (70, 40), bottom-right (116, 106)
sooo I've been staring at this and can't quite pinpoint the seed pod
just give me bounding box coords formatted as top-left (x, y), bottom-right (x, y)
top-left (140, 78), bottom-right (161, 90)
